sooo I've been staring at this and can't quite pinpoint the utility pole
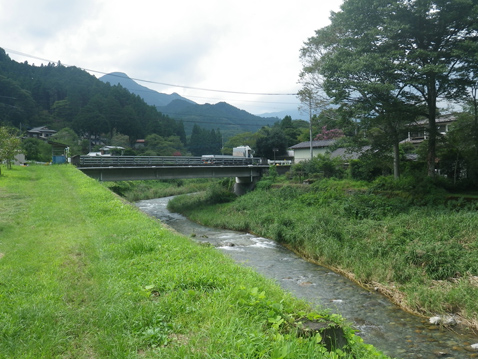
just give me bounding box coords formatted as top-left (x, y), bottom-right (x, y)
top-left (309, 97), bottom-right (313, 160)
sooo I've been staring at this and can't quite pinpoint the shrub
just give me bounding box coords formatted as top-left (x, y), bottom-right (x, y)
top-left (294, 155), bottom-right (346, 180)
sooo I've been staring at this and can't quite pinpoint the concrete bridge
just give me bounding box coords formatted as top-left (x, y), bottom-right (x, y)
top-left (72, 155), bottom-right (280, 195)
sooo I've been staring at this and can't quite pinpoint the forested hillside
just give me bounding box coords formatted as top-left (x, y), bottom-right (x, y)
top-left (0, 48), bottom-right (186, 146)
top-left (156, 100), bottom-right (278, 137)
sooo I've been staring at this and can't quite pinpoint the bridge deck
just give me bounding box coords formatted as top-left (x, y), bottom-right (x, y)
top-left (72, 155), bottom-right (263, 167)
top-left (78, 165), bottom-right (270, 181)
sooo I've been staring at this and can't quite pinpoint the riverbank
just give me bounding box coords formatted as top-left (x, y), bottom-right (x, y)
top-left (0, 165), bottom-right (386, 358)
top-left (167, 180), bottom-right (478, 334)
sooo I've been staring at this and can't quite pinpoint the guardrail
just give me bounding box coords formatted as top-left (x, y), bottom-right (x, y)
top-left (72, 155), bottom-right (263, 167)
top-left (267, 160), bottom-right (293, 166)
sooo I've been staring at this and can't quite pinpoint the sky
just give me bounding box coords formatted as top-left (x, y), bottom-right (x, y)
top-left (0, 0), bottom-right (343, 116)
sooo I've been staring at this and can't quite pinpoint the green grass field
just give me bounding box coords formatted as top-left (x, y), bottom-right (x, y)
top-left (0, 165), bottom-right (385, 358)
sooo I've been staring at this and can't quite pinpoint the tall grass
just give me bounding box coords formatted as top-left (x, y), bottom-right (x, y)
top-left (168, 177), bottom-right (478, 327)
top-left (0, 165), bottom-right (386, 358)
top-left (103, 178), bottom-right (217, 202)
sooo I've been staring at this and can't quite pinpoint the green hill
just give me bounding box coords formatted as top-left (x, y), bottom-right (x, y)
top-left (158, 100), bottom-right (279, 137)
top-left (0, 48), bottom-right (186, 144)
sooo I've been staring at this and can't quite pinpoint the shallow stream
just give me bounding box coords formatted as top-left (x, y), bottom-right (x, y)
top-left (135, 197), bottom-right (478, 358)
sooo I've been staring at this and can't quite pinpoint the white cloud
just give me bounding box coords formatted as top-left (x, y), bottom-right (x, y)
top-left (0, 0), bottom-right (343, 114)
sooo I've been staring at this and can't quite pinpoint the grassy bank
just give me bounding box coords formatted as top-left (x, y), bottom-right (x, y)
top-left (168, 179), bottom-right (478, 331)
top-left (0, 165), bottom-right (385, 358)
top-left (103, 178), bottom-right (218, 202)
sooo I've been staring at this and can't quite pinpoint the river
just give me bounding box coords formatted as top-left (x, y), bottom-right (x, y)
top-left (135, 197), bottom-right (478, 359)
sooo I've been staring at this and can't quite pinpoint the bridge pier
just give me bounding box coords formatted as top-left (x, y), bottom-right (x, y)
top-left (234, 176), bottom-right (258, 196)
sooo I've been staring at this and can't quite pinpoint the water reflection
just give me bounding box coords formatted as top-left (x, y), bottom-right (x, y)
top-left (136, 197), bottom-right (478, 359)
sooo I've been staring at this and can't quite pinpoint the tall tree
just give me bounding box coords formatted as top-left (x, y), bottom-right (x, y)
top-left (300, 0), bottom-right (478, 177)
top-left (255, 127), bottom-right (288, 159)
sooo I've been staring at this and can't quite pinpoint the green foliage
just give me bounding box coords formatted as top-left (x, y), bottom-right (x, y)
top-left (256, 179), bottom-right (274, 190)
top-left (343, 193), bottom-right (410, 220)
top-left (188, 124), bottom-right (222, 156)
top-left (103, 181), bottom-right (134, 197)
top-left (140, 133), bottom-right (187, 156)
top-left (294, 154), bottom-right (346, 180)
top-left (204, 182), bottom-right (237, 204)
top-left (349, 159), bottom-right (382, 182)
top-left (117, 179), bottom-right (214, 202)
top-left (21, 137), bottom-right (52, 162)
top-left (404, 241), bottom-right (474, 281)
top-left (280, 115), bottom-right (306, 147)
top-left (223, 131), bottom-right (258, 155)
top-left (173, 177), bottom-right (478, 325)
top-left (256, 165), bottom-right (282, 190)
top-left (299, 0), bottom-right (478, 178)
top-left (0, 166), bottom-right (387, 358)
top-left (255, 126), bottom-right (289, 159)
top-left (50, 127), bottom-right (81, 155)
top-left (369, 175), bottom-right (448, 207)
top-left (0, 126), bottom-right (21, 169)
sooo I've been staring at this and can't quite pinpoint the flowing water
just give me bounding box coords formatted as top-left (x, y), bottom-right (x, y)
top-left (135, 197), bottom-right (478, 359)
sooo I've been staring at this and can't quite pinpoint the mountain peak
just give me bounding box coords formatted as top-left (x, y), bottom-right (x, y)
top-left (98, 72), bottom-right (195, 107)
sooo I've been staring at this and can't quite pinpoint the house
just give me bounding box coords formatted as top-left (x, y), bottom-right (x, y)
top-left (26, 126), bottom-right (57, 140)
top-left (401, 114), bottom-right (456, 145)
top-left (134, 139), bottom-right (145, 149)
top-left (289, 140), bottom-right (336, 163)
top-left (86, 146), bottom-right (125, 156)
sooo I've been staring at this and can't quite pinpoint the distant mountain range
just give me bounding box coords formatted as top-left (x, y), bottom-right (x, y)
top-left (99, 72), bottom-right (195, 107)
top-left (259, 109), bottom-right (308, 121)
top-left (99, 72), bottom-right (280, 136)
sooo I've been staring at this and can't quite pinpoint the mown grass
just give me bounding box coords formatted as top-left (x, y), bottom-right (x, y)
top-left (0, 165), bottom-right (386, 358)
top-left (168, 178), bottom-right (478, 330)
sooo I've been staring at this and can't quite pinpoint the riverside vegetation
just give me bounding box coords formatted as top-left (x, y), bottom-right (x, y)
top-left (167, 171), bottom-right (478, 333)
top-left (0, 165), bottom-right (386, 358)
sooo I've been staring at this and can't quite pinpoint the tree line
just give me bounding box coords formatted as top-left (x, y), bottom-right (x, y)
top-left (298, 0), bottom-right (478, 187)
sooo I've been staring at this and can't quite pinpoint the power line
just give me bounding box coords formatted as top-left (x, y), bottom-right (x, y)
top-left (3, 48), bottom-right (298, 97)
top-left (100, 71), bottom-right (298, 96)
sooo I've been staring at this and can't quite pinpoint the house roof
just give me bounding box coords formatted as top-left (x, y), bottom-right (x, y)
top-left (27, 126), bottom-right (56, 134)
top-left (289, 139), bottom-right (336, 150)
top-left (330, 146), bottom-right (371, 160)
top-left (409, 114), bottom-right (457, 127)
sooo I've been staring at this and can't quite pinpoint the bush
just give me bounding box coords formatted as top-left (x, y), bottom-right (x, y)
top-left (293, 155), bottom-right (346, 180)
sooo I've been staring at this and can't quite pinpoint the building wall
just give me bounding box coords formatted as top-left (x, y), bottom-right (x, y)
top-left (14, 153), bottom-right (26, 165)
top-left (293, 148), bottom-right (330, 163)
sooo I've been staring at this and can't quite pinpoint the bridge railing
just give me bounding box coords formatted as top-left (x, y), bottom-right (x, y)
top-left (72, 155), bottom-right (265, 167)
top-left (72, 155), bottom-right (205, 167)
